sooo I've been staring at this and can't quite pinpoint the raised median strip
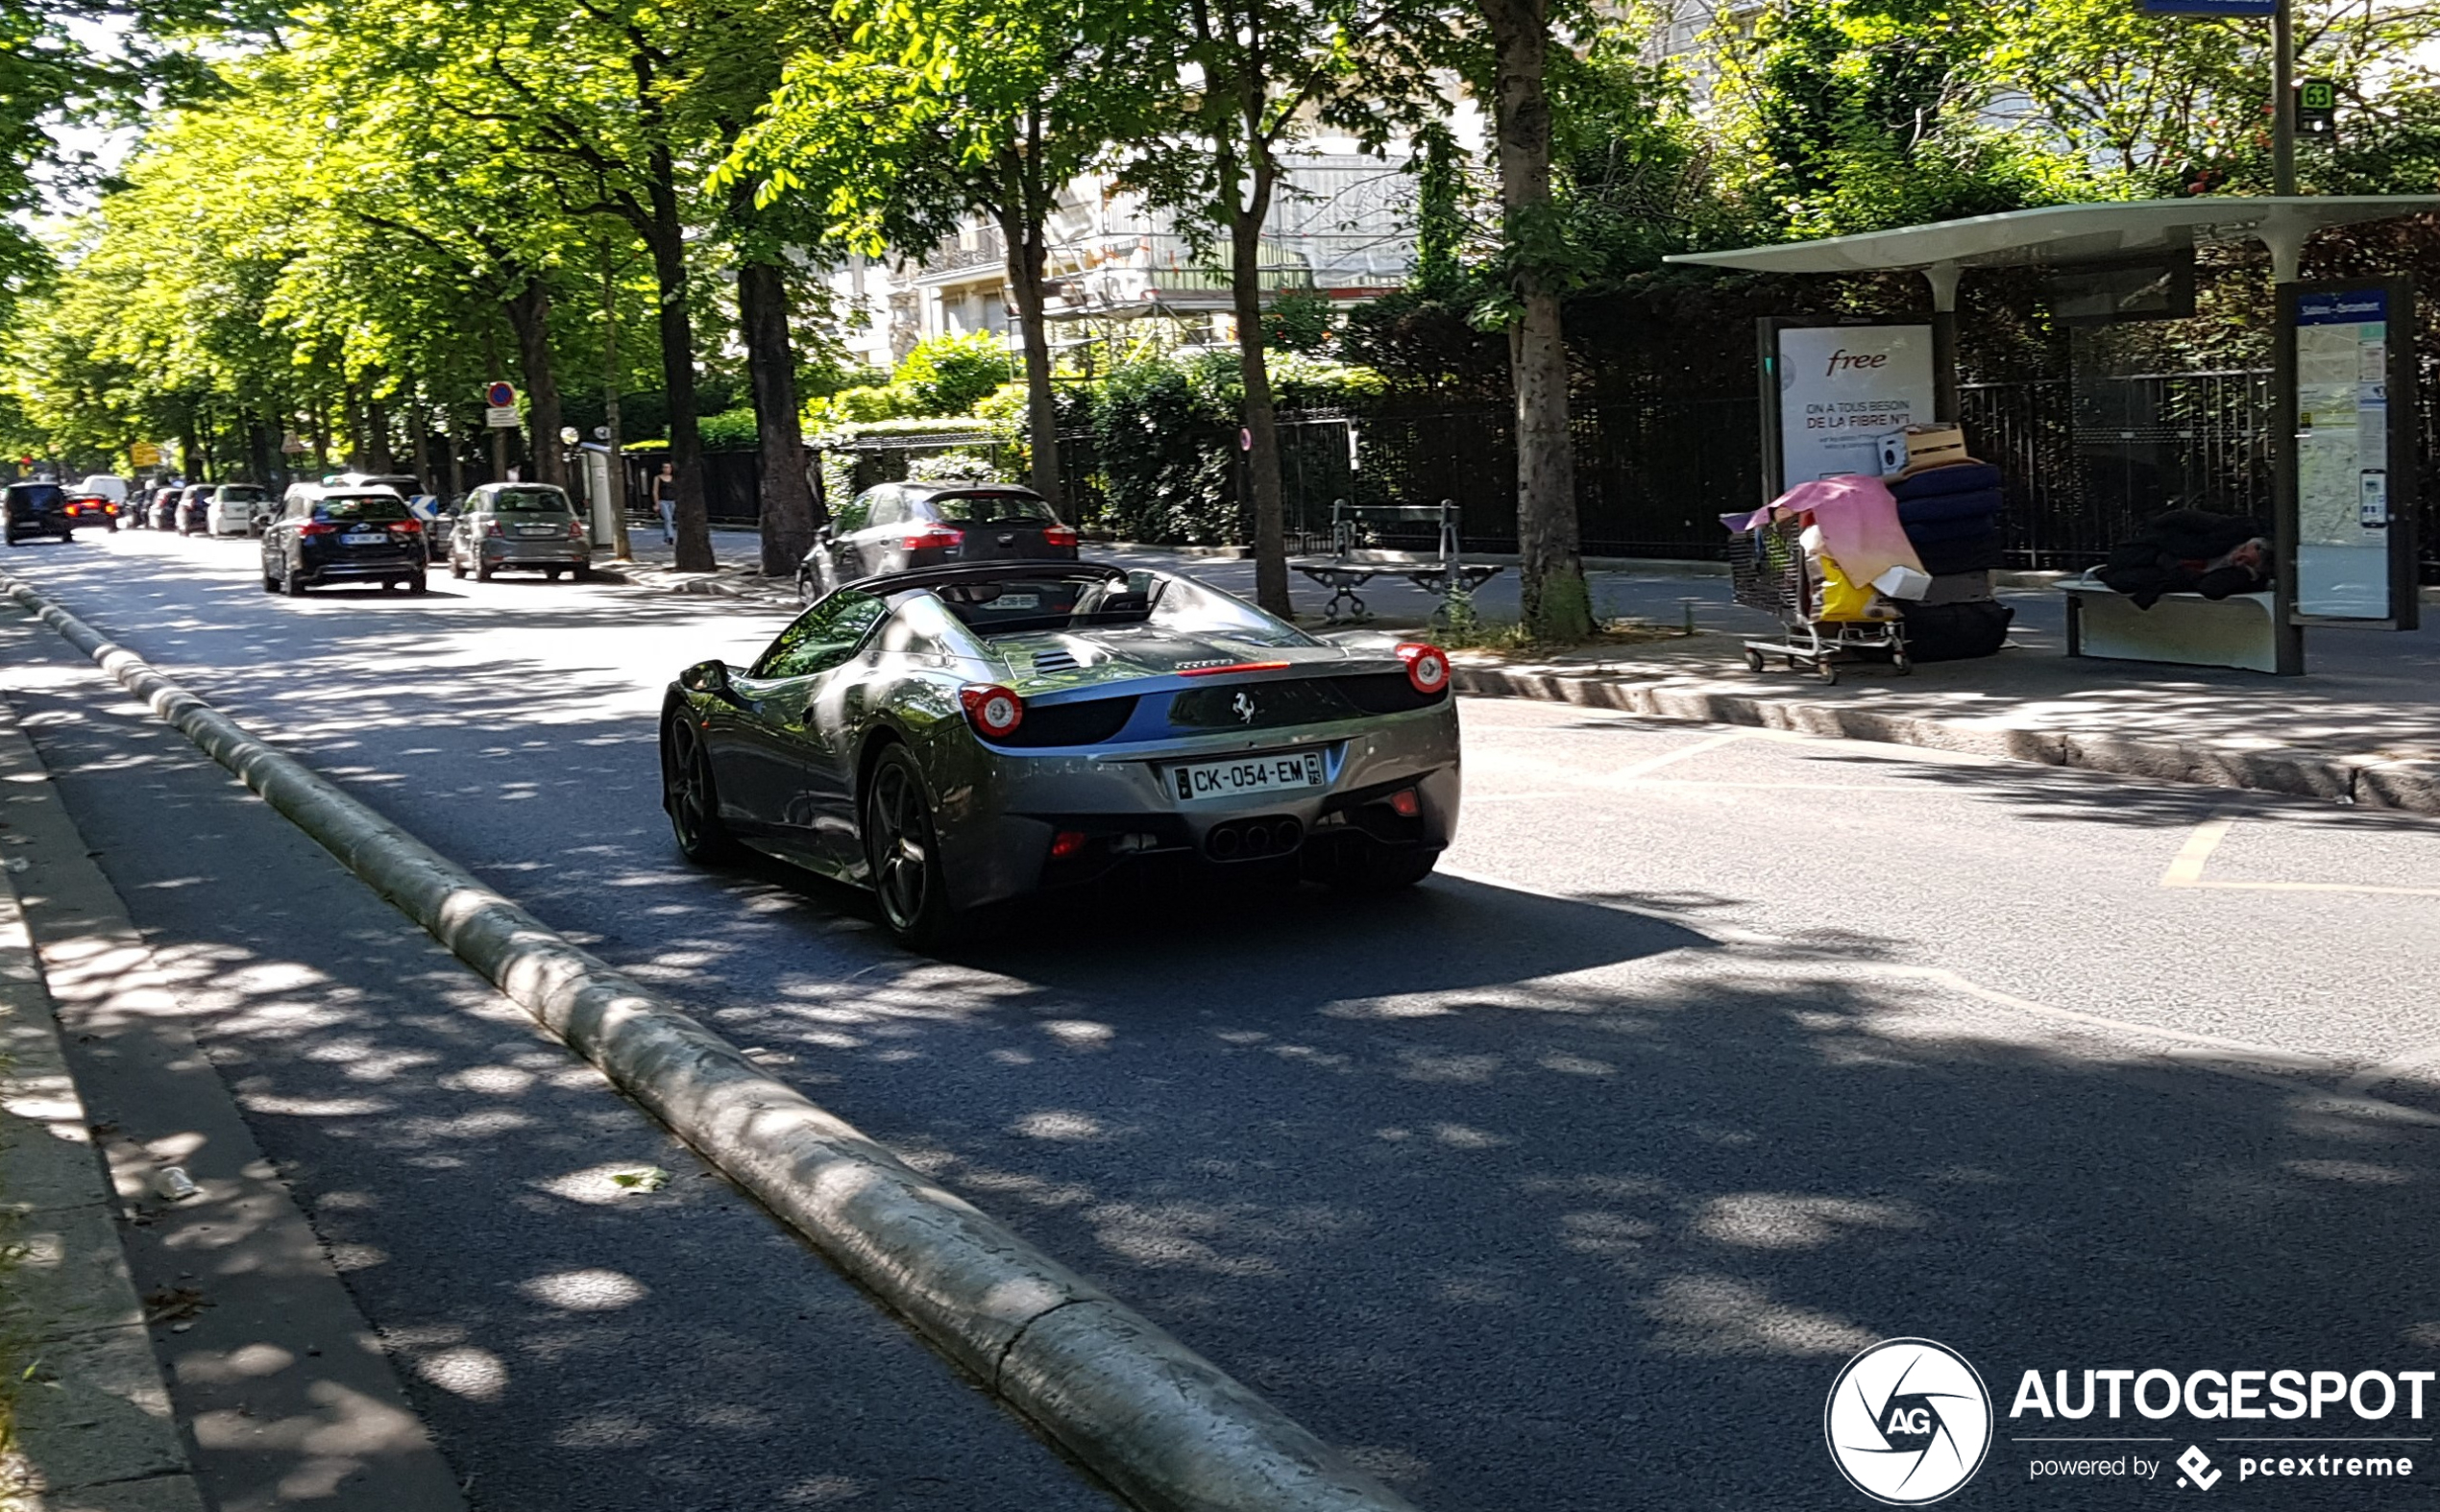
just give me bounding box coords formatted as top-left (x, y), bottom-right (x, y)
top-left (1452, 663), bottom-right (2440, 816)
top-left (0, 572), bottom-right (1420, 1512)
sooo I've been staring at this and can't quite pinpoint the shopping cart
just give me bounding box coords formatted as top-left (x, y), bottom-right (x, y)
top-left (1724, 515), bottom-right (1910, 685)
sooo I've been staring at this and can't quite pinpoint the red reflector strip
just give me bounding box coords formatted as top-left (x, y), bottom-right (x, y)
top-left (1177, 661), bottom-right (1291, 678)
top-left (1050, 830), bottom-right (1089, 860)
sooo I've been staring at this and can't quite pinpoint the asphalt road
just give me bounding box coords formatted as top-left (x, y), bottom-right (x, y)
top-left (6, 525), bottom-right (2438, 1510)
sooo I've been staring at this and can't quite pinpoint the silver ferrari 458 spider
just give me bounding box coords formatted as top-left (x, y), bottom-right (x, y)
top-left (658, 561), bottom-right (1461, 945)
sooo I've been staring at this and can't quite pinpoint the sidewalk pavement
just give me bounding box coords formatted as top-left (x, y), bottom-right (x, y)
top-left (0, 842), bottom-right (204, 1509)
top-left (606, 531), bottom-right (2440, 814)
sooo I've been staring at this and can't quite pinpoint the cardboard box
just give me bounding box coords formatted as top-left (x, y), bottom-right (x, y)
top-left (1878, 423), bottom-right (1968, 476)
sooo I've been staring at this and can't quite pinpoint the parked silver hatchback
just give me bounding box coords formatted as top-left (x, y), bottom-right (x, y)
top-left (449, 483), bottom-right (592, 582)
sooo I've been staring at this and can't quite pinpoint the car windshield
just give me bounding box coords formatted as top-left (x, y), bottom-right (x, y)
top-left (491, 488), bottom-right (572, 515)
top-left (925, 491), bottom-right (1058, 526)
top-left (314, 494), bottom-right (409, 523)
top-left (8, 485), bottom-right (63, 508)
top-left (927, 570), bottom-right (1314, 645)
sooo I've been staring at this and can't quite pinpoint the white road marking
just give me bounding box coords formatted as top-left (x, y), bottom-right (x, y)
top-left (2161, 808), bottom-right (2440, 897)
top-left (1428, 862), bottom-right (2437, 1102)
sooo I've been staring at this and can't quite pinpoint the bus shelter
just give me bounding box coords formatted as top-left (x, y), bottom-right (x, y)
top-left (1666, 195), bottom-right (2440, 673)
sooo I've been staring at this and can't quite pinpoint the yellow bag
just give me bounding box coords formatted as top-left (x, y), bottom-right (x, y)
top-left (1814, 551), bottom-right (1889, 622)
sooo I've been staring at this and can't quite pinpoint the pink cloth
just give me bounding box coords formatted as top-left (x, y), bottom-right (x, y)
top-left (1722, 475), bottom-right (1923, 585)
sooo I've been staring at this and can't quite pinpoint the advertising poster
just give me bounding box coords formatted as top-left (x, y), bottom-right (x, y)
top-left (2293, 288), bottom-right (2397, 620)
top-left (1773, 325), bottom-right (1937, 491)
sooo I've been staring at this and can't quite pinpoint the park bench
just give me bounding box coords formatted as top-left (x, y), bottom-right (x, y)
top-left (1294, 499), bottom-right (1504, 626)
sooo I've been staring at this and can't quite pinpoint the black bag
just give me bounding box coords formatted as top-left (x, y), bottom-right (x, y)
top-left (1898, 599), bottom-right (2013, 662)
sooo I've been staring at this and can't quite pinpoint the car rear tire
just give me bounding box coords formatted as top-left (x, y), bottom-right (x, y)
top-left (475, 560), bottom-right (494, 582)
top-left (281, 569), bottom-right (306, 597)
top-left (261, 571), bottom-right (277, 593)
top-left (662, 717), bottom-right (744, 865)
top-left (407, 573), bottom-right (427, 595)
top-left (544, 568), bottom-right (562, 581)
top-left (449, 556), bottom-right (466, 579)
top-left (571, 565), bottom-right (591, 582)
top-left (863, 745), bottom-right (962, 948)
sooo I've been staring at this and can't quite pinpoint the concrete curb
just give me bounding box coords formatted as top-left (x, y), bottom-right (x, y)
top-left (1452, 663), bottom-right (2440, 816)
top-left (0, 846), bottom-right (207, 1509)
top-left (0, 575), bottom-right (1418, 1512)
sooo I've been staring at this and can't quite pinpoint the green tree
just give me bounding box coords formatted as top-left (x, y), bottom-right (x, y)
top-left (1122, 0), bottom-right (1448, 616)
top-left (733, 0), bottom-right (1164, 519)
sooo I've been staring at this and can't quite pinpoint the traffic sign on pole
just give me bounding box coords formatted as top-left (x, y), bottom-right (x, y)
top-left (486, 380), bottom-right (518, 408)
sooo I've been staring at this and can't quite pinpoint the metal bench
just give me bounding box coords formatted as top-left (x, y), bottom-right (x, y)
top-left (1293, 500), bottom-right (1504, 625)
top-left (2059, 574), bottom-right (2281, 673)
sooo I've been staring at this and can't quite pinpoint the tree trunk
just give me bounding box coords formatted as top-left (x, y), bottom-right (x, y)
top-left (408, 386), bottom-right (429, 491)
top-left (738, 259), bottom-right (820, 576)
top-left (365, 389), bottom-right (394, 474)
top-left (505, 282), bottom-right (566, 489)
top-left (1485, 0), bottom-right (1589, 638)
top-left (1228, 161), bottom-right (1290, 618)
top-left (996, 184), bottom-right (1062, 510)
top-left (647, 162), bottom-right (713, 571)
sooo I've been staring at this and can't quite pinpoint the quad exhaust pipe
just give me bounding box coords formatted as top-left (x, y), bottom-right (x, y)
top-left (1206, 816), bottom-right (1304, 861)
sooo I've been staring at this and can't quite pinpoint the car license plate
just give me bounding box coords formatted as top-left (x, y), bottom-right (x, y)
top-left (1170, 750), bottom-right (1325, 802)
top-left (516, 524), bottom-right (559, 537)
top-left (341, 530), bottom-right (385, 546)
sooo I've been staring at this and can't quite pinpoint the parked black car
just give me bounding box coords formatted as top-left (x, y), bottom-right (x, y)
top-left (173, 483), bottom-right (213, 535)
top-left (799, 481), bottom-right (1077, 603)
top-left (260, 486), bottom-right (427, 596)
top-left (145, 486), bottom-right (181, 530)
top-left (3, 481), bottom-right (76, 546)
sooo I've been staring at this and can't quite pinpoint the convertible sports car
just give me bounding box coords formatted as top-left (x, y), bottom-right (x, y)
top-left (659, 561), bottom-right (1460, 945)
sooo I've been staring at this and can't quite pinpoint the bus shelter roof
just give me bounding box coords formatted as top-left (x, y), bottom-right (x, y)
top-left (1661, 195), bottom-right (2440, 276)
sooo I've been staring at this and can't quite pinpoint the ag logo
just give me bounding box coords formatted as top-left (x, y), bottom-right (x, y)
top-left (1825, 1338), bottom-right (1992, 1505)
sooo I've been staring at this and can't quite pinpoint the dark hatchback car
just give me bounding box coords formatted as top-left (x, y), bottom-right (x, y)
top-left (798, 481), bottom-right (1076, 602)
top-left (260, 487), bottom-right (427, 596)
top-left (3, 481), bottom-right (77, 546)
top-left (173, 483), bottom-right (214, 535)
top-left (145, 486), bottom-right (181, 530)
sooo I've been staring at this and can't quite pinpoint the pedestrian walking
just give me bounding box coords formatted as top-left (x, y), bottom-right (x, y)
top-left (653, 461), bottom-right (676, 545)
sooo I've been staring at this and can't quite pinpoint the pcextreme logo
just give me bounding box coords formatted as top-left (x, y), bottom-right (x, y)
top-left (1825, 1338), bottom-right (1995, 1505)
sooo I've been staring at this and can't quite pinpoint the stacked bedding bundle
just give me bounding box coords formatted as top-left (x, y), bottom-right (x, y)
top-left (1888, 458), bottom-right (2013, 661)
top-left (1891, 461), bottom-right (2006, 575)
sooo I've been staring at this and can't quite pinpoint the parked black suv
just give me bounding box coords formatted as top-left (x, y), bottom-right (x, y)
top-left (3, 481), bottom-right (76, 546)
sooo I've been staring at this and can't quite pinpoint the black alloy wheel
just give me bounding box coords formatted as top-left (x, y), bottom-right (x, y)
top-left (661, 716), bottom-right (742, 864)
top-left (863, 745), bottom-right (958, 947)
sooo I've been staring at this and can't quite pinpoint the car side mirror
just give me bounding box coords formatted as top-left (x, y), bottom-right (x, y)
top-left (678, 660), bottom-right (733, 697)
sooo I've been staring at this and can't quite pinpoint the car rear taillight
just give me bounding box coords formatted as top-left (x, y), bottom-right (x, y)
top-left (901, 525), bottom-right (964, 550)
top-left (389, 520), bottom-right (420, 534)
top-left (484, 520), bottom-right (504, 537)
top-left (959, 684), bottom-right (1025, 740)
top-left (298, 521), bottom-right (337, 536)
top-left (1387, 788), bottom-right (1421, 817)
top-left (1050, 829), bottom-right (1088, 860)
top-left (1395, 641), bottom-right (1451, 695)
top-left (568, 520), bottom-right (586, 539)
top-left (1041, 524), bottom-right (1078, 549)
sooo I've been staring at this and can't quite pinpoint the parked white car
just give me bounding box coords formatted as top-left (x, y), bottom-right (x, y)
top-left (77, 475), bottom-right (130, 504)
top-left (207, 483), bottom-right (269, 536)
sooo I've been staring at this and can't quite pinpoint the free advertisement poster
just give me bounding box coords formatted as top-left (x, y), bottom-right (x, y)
top-left (2293, 289), bottom-right (2394, 619)
top-left (1774, 325), bottom-right (1937, 491)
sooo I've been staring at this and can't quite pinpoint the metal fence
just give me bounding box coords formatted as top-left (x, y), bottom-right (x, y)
top-left (698, 376), bottom-right (2440, 581)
